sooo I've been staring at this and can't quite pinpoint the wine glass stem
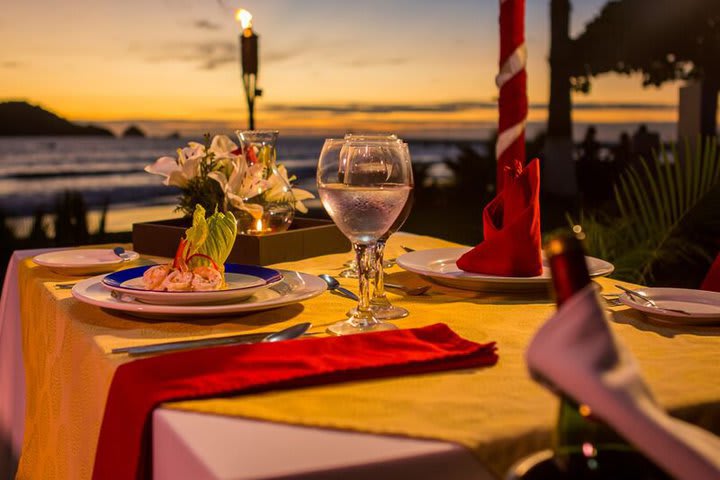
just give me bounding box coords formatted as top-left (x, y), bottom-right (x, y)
top-left (373, 240), bottom-right (387, 300)
top-left (354, 242), bottom-right (376, 322)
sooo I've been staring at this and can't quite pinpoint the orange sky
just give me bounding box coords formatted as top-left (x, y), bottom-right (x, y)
top-left (0, 0), bottom-right (684, 137)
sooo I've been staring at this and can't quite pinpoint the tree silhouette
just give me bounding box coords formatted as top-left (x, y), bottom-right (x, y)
top-left (569, 0), bottom-right (720, 136)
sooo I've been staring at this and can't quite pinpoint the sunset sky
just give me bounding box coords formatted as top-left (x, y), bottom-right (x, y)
top-left (0, 0), bottom-right (682, 138)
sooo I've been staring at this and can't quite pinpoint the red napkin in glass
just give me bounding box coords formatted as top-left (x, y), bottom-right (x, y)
top-left (92, 323), bottom-right (498, 480)
top-left (701, 252), bottom-right (720, 292)
top-left (456, 158), bottom-right (542, 277)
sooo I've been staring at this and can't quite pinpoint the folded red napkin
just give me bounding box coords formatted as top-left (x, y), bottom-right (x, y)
top-left (93, 323), bottom-right (498, 480)
top-left (456, 158), bottom-right (542, 277)
top-left (701, 252), bottom-right (720, 292)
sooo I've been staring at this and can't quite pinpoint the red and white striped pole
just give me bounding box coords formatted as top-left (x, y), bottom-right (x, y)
top-left (496, 0), bottom-right (527, 191)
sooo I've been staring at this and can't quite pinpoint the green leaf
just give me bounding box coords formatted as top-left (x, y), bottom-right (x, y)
top-left (573, 136), bottom-right (720, 285)
top-left (195, 210), bottom-right (238, 270)
top-left (184, 205), bottom-right (208, 258)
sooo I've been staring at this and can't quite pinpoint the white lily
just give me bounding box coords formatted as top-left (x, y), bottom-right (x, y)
top-left (208, 135), bottom-right (240, 161)
top-left (145, 142), bottom-right (205, 188)
top-left (266, 164), bottom-right (315, 213)
top-left (208, 157), bottom-right (268, 219)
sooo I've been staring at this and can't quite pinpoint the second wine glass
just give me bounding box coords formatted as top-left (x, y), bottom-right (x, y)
top-left (317, 138), bottom-right (412, 335)
top-left (370, 141), bottom-right (414, 319)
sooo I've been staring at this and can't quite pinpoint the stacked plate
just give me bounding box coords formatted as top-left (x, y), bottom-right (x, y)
top-left (33, 248), bottom-right (140, 275)
top-left (70, 264), bottom-right (326, 318)
top-left (618, 288), bottom-right (720, 325)
top-left (396, 247), bottom-right (614, 292)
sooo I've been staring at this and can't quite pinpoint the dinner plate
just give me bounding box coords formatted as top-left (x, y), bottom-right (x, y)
top-left (101, 264), bottom-right (283, 305)
top-left (72, 270), bottom-right (326, 318)
top-left (33, 248), bottom-right (140, 275)
top-left (619, 287), bottom-right (720, 325)
top-left (396, 247), bottom-right (614, 292)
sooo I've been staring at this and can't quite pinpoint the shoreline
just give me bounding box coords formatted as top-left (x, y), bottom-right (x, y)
top-left (6, 203), bottom-right (184, 238)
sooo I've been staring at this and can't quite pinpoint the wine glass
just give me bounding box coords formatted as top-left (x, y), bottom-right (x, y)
top-left (369, 142), bottom-right (414, 320)
top-left (336, 133), bottom-right (399, 279)
top-left (317, 138), bottom-right (413, 335)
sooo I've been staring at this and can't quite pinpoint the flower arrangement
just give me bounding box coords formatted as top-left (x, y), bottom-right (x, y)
top-left (145, 133), bottom-right (313, 234)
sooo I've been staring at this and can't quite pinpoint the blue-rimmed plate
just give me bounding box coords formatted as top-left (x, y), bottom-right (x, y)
top-left (102, 264), bottom-right (283, 305)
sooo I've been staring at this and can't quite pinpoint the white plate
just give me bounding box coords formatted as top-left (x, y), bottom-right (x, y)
top-left (396, 247), bottom-right (614, 292)
top-left (33, 248), bottom-right (140, 275)
top-left (619, 287), bottom-right (720, 325)
top-left (72, 270), bottom-right (327, 318)
top-left (101, 264), bottom-right (283, 306)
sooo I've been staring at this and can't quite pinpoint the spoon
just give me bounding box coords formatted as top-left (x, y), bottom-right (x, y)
top-left (384, 282), bottom-right (430, 296)
top-left (319, 274), bottom-right (359, 301)
top-left (263, 322), bottom-right (313, 342)
top-left (615, 285), bottom-right (691, 315)
top-left (113, 246), bottom-right (133, 261)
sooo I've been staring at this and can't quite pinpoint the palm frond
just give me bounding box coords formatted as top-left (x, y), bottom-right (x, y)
top-left (573, 136), bottom-right (720, 285)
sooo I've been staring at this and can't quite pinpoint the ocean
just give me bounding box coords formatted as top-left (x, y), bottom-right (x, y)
top-left (0, 136), bottom-right (479, 219)
top-left (0, 121), bottom-right (676, 228)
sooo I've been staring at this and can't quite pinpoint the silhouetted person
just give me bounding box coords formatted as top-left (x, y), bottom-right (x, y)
top-left (579, 126), bottom-right (600, 164)
top-left (576, 126), bottom-right (607, 207)
top-left (631, 124), bottom-right (660, 164)
top-left (611, 132), bottom-right (632, 179)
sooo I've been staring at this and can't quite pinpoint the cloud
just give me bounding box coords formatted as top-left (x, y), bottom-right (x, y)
top-left (346, 57), bottom-right (411, 67)
top-left (1, 61), bottom-right (22, 69)
top-left (263, 101), bottom-right (496, 115)
top-left (139, 40), bottom-right (236, 70)
top-left (138, 41), bottom-right (305, 70)
top-left (257, 101), bottom-right (676, 115)
top-left (572, 102), bottom-right (675, 110)
top-left (193, 20), bottom-right (222, 31)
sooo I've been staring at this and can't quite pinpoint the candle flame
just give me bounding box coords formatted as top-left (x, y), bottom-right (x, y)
top-left (235, 9), bottom-right (253, 30)
top-left (255, 218), bottom-right (263, 231)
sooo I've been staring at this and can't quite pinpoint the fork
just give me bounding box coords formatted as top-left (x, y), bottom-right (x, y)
top-left (614, 285), bottom-right (691, 315)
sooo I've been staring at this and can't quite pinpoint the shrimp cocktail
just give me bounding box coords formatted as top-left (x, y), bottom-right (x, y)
top-left (143, 205), bottom-right (238, 292)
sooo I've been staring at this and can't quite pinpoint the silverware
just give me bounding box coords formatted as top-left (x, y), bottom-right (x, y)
top-left (614, 285), bottom-right (691, 315)
top-left (110, 290), bottom-right (136, 302)
top-left (113, 246), bottom-right (133, 261)
top-left (113, 322), bottom-right (312, 356)
top-left (54, 283), bottom-right (76, 290)
top-left (384, 282), bottom-right (430, 296)
top-left (319, 274), bottom-right (359, 301)
top-left (603, 296), bottom-right (623, 307)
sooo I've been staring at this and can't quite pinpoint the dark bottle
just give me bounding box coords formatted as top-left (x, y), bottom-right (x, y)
top-left (512, 233), bottom-right (671, 479)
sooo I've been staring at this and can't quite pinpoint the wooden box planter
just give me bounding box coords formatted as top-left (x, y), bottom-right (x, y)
top-left (133, 217), bottom-right (350, 265)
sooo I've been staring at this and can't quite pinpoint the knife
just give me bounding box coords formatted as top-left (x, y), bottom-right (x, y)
top-left (112, 322), bottom-right (312, 356)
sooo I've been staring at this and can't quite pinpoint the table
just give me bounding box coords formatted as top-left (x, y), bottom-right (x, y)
top-left (1, 234), bottom-right (719, 480)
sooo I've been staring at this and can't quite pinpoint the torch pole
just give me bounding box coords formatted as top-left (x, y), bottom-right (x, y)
top-left (240, 29), bottom-right (260, 130)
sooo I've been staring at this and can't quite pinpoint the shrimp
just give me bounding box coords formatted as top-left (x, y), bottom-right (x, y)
top-left (160, 270), bottom-right (194, 291)
top-left (191, 266), bottom-right (224, 291)
top-left (142, 265), bottom-right (170, 291)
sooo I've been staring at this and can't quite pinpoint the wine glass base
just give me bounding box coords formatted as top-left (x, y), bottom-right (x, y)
top-left (345, 305), bottom-right (409, 320)
top-left (338, 268), bottom-right (358, 279)
top-left (372, 305), bottom-right (409, 320)
top-left (326, 318), bottom-right (398, 336)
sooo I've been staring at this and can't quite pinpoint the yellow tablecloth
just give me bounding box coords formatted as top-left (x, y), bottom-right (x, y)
top-left (16, 234), bottom-right (720, 479)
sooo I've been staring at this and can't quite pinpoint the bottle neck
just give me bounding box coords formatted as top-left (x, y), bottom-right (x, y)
top-left (548, 242), bottom-right (591, 307)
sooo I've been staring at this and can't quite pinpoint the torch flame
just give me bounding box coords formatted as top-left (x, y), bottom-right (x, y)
top-left (235, 9), bottom-right (253, 30)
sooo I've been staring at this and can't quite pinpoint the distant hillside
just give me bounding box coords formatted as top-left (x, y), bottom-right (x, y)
top-left (0, 102), bottom-right (113, 136)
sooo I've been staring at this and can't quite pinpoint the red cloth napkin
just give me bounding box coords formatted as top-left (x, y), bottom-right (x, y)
top-left (92, 323), bottom-right (498, 480)
top-left (456, 158), bottom-right (542, 277)
top-left (701, 252), bottom-right (720, 292)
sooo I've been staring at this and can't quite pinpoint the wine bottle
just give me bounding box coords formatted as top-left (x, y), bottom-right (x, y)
top-left (543, 232), bottom-right (670, 479)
